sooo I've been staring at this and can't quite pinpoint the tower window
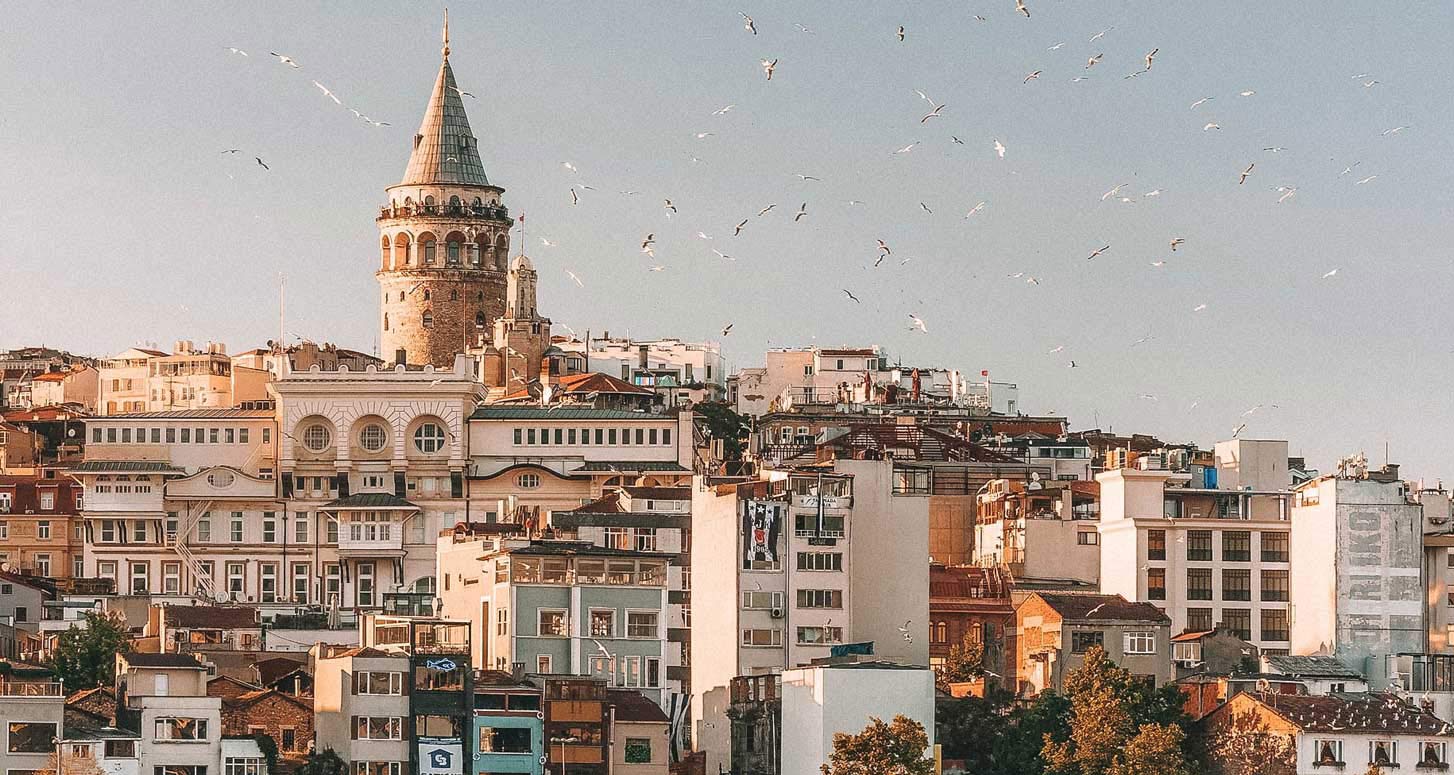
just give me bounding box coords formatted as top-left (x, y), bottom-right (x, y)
top-left (423, 289), bottom-right (431, 301)
top-left (422, 311), bottom-right (433, 328)
top-left (400, 291), bottom-right (405, 301)
top-left (447, 241), bottom-right (461, 266)
top-left (476, 312), bottom-right (486, 328)
top-left (450, 289), bottom-right (459, 301)
top-left (383, 313), bottom-right (389, 331)
top-left (424, 240), bottom-right (436, 265)
top-left (477, 291), bottom-right (484, 302)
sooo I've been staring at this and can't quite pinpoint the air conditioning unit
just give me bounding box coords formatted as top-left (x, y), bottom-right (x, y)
top-left (769, 608), bottom-right (783, 619)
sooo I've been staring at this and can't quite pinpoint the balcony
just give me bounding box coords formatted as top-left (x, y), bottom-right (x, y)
top-left (377, 202), bottom-right (511, 221)
top-left (337, 523), bottom-right (405, 556)
top-left (0, 681), bottom-right (63, 697)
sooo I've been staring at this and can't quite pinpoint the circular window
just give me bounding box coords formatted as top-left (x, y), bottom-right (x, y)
top-left (359, 424), bottom-right (389, 452)
top-left (414, 423), bottom-right (446, 454)
top-left (301, 424), bottom-right (332, 452)
top-left (517, 473), bottom-right (541, 489)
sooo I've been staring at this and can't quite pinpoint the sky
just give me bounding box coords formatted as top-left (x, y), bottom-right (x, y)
top-left (2, 2), bottom-right (1452, 480)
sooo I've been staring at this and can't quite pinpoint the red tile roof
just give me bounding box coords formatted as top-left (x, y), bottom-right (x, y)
top-left (160, 605), bottom-right (259, 630)
top-left (1032, 592), bottom-right (1170, 623)
top-left (1246, 692), bottom-right (1454, 735)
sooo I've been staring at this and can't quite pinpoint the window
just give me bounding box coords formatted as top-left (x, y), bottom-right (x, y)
top-left (260, 564), bottom-right (277, 602)
top-left (98, 560), bottom-right (117, 580)
top-left (1187, 608), bottom-right (1213, 633)
top-left (796, 589), bottom-right (843, 609)
top-left (352, 716), bottom-right (402, 740)
top-left (1147, 568), bottom-right (1166, 600)
top-left (1123, 631), bottom-right (1155, 654)
top-left (1420, 742), bottom-right (1446, 768)
top-left (230, 513), bottom-right (243, 542)
top-left (516, 473), bottom-right (540, 489)
top-left (130, 562), bottom-right (149, 594)
top-left (352, 764), bottom-right (401, 775)
top-left (422, 310), bottom-right (434, 327)
top-left (590, 609), bottom-right (615, 638)
top-left (797, 552), bottom-right (843, 571)
top-left (293, 563), bottom-right (309, 603)
top-left (105, 739), bottom-right (136, 757)
top-left (1222, 530), bottom-right (1251, 562)
top-left (633, 528), bottom-right (657, 552)
top-left (356, 562), bottom-right (375, 607)
top-left (625, 737), bottom-right (653, 764)
top-left (628, 611), bottom-right (658, 638)
top-left (7, 721), bottom-right (57, 753)
top-left (1222, 569), bottom-right (1251, 601)
top-left (1370, 740), bottom-right (1397, 767)
top-left (414, 423), bottom-right (446, 453)
top-left (537, 655), bottom-right (553, 673)
top-left (742, 628), bottom-right (782, 647)
top-left (1147, 529), bottom-right (1166, 560)
top-left (196, 516), bottom-right (211, 543)
top-left (163, 562), bottom-right (180, 594)
top-left (1262, 570), bottom-right (1289, 601)
top-left (154, 717), bottom-right (208, 741)
top-left (301, 423), bottom-right (331, 451)
top-left (294, 518), bottom-right (307, 543)
top-left (1261, 609), bottom-right (1289, 642)
top-left (227, 562), bottom-right (245, 595)
top-left (226, 758), bottom-right (265, 775)
top-left (1070, 631), bottom-right (1104, 654)
top-left (1223, 609), bottom-right (1252, 641)
top-left (1262, 531), bottom-right (1289, 562)
top-left (797, 626), bottom-right (844, 645)
top-left (743, 591), bottom-right (784, 609)
top-left (1186, 530), bottom-right (1212, 561)
top-left (513, 428), bottom-right (522, 445)
top-left (39, 493), bottom-right (54, 511)
top-left (479, 726), bottom-right (532, 753)
top-left (1187, 568), bottom-right (1213, 600)
top-left (538, 609), bottom-right (568, 637)
top-left (359, 423), bottom-right (388, 452)
top-left (496, 607), bottom-right (509, 635)
top-left (1315, 740), bottom-right (1343, 766)
top-left (262, 516), bottom-right (276, 543)
top-left (1076, 531), bottom-right (1098, 545)
top-left (134, 520), bottom-right (147, 542)
top-left (356, 671), bottom-right (403, 695)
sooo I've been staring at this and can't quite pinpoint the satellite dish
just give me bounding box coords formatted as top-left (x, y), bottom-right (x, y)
top-left (0, 562), bottom-right (10, 572)
top-left (214, 591), bottom-right (230, 604)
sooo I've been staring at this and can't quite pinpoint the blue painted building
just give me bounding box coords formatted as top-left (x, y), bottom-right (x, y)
top-left (473, 670), bottom-right (545, 775)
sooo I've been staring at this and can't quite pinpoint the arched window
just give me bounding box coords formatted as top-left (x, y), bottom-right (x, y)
top-left (383, 312), bottom-right (389, 331)
top-left (475, 312), bottom-right (486, 328)
top-left (450, 289), bottom-right (459, 301)
top-left (380, 237), bottom-right (390, 269)
top-left (449, 195), bottom-right (460, 208)
top-left (422, 310), bottom-right (433, 328)
top-left (300, 422), bottom-right (332, 452)
top-left (423, 289), bottom-right (431, 301)
top-left (422, 236), bottom-right (437, 266)
top-left (447, 241), bottom-right (461, 266)
top-left (517, 473), bottom-right (541, 489)
top-left (358, 423), bottom-right (389, 452)
top-left (472, 197), bottom-right (482, 208)
top-left (393, 233), bottom-right (411, 267)
top-left (494, 235), bottom-right (509, 269)
top-left (424, 195), bottom-right (436, 206)
top-left (414, 423), bottom-right (446, 454)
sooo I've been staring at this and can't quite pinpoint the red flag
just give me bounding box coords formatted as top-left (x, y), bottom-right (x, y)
top-left (518, 214), bottom-right (525, 223)
top-left (981, 370), bottom-right (989, 377)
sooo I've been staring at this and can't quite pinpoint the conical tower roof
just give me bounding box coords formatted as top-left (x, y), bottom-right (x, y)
top-left (400, 47), bottom-right (490, 187)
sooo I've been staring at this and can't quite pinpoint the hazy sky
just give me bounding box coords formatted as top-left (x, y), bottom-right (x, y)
top-left (3, 2), bottom-right (1452, 479)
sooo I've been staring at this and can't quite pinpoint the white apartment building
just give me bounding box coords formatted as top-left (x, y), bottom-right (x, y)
top-left (780, 662), bottom-right (936, 775)
top-left (77, 409), bottom-right (295, 608)
top-left (313, 645), bottom-right (412, 771)
top-left (556, 335), bottom-right (726, 406)
top-left (1290, 460), bottom-right (1425, 680)
top-left (689, 460), bottom-right (929, 775)
top-left (98, 342), bottom-right (271, 416)
top-left (1098, 439), bottom-right (1293, 654)
top-left (269, 354), bottom-right (484, 616)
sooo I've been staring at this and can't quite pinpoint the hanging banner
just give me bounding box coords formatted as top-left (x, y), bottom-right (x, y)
top-left (742, 500), bottom-right (783, 568)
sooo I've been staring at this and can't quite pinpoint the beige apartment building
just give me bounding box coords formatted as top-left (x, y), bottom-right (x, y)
top-left (1097, 439), bottom-right (1293, 654)
top-left (99, 342), bottom-right (270, 415)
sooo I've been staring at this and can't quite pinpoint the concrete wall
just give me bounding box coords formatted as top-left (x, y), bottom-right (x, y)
top-left (612, 718), bottom-right (670, 775)
top-left (780, 665), bottom-right (936, 775)
top-left (837, 459), bottom-right (929, 664)
top-left (1214, 439), bottom-right (1290, 492)
top-left (689, 482), bottom-right (747, 775)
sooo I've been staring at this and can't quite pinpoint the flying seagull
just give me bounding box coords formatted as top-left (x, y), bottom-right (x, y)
top-left (722, 323), bottom-right (734, 336)
top-left (740, 11), bottom-right (756, 35)
top-left (760, 58), bottom-right (778, 80)
top-left (1016, 0), bottom-right (1030, 17)
top-left (843, 289), bottom-right (861, 303)
top-left (226, 47), bottom-right (249, 57)
top-left (734, 219), bottom-right (749, 236)
top-left (993, 139), bottom-right (1006, 158)
top-left (897, 25), bottom-right (905, 41)
top-left (757, 204), bottom-right (776, 216)
top-left (920, 104), bottom-right (946, 123)
top-left (909, 314), bottom-right (928, 333)
top-left (254, 157), bottom-right (270, 170)
top-left (565, 270), bottom-right (584, 287)
top-left (794, 203), bottom-right (808, 222)
top-left (1025, 71), bottom-right (1042, 83)
top-left (312, 81), bottom-right (342, 105)
top-left (269, 52), bottom-right (300, 68)
top-left (1086, 244), bottom-right (1111, 260)
top-left (1170, 238), bottom-right (1185, 251)
top-left (1239, 163), bottom-right (1255, 184)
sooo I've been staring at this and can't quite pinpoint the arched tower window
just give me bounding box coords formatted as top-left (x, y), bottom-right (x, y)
top-left (450, 289), bottom-right (459, 301)
top-left (445, 231), bottom-right (465, 267)
top-left (477, 291), bottom-right (484, 302)
top-left (422, 310), bottom-right (433, 328)
top-left (393, 233), bottom-right (411, 267)
top-left (494, 235), bottom-right (509, 270)
top-left (475, 311), bottom-right (486, 328)
top-left (399, 291), bottom-right (405, 301)
top-left (423, 289), bottom-right (431, 301)
top-left (419, 233), bottom-right (437, 266)
top-left (380, 237), bottom-right (390, 270)
top-left (383, 313), bottom-right (389, 331)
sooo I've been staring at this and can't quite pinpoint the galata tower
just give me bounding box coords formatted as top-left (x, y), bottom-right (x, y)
top-left (376, 18), bottom-right (512, 367)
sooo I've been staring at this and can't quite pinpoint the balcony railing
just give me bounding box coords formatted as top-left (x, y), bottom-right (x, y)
top-left (0, 682), bottom-right (63, 697)
top-left (378, 203), bottom-right (511, 221)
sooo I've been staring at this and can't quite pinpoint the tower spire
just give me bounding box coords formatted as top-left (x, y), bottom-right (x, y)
top-left (442, 8), bottom-right (450, 59)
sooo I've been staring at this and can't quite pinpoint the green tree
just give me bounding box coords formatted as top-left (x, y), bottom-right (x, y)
top-left (937, 687), bottom-right (1014, 771)
top-left (938, 637), bottom-right (985, 689)
top-left (1201, 707), bottom-right (1295, 775)
top-left (694, 401), bottom-right (750, 461)
top-left (821, 715), bottom-right (934, 775)
top-left (1042, 646), bottom-right (1193, 775)
top-left (252, 732), bottom-right (279, 774)
top-left (295, 749), bottom-right (347, 775)
top-left (991, 690), bottom-right (1071, 775)
top-left (48, 611), bottom-right (131, 690)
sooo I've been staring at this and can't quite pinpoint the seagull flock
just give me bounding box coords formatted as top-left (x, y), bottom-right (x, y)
top-left (207, 6), bottom-right (1422, 447)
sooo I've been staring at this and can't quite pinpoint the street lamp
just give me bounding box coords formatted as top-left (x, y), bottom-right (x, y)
top-left (550, 735), bottom-right (579, 775)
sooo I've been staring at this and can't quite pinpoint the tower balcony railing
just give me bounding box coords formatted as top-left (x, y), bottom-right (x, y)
top-left (379, 203), bottom-right (511, 221)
